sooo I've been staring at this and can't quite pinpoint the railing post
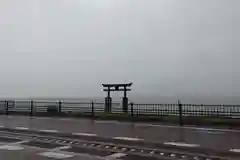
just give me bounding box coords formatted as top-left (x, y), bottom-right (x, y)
top-left (58, 100), bottom-right (62, 114)
top-left (130, 103), bottom-right (134, 116)
top-left (30, 100), bottom-right (34, 117)
top-left (91, 101), bottom-right (95, 117)
top-left (178, 100), bottom-right (183, 126)
top-left (13, 100), bottom-right (16, 109)
top-left (5, 100), bottom-right (9, 115)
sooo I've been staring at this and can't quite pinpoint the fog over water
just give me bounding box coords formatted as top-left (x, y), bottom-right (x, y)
top-left (0, 0), bottom-right (239, 104)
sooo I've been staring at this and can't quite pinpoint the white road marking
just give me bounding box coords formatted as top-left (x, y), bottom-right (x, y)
top-left (59, 118), bottom-right (74, 121)
top-left (50, 145), bottom-right (72, 152)
top-left (164, 142), bottom-right (200, 147)
top-left (72, 133), bottom-right (97, 136)
top-left (0, 145), bottom-right (24, 151)
top-left (0, 135), bottom-right (20, 140)
top-left (171, 154), bottom-right (176, 157)
top-left (39, 152), bottom-right (74, 159)
top-left (137, 123), bottom-right (240, 133)
top-left (56, 140), bottom-right (62, 143)
top-left (135, 123), bottom-right (153, 127)
top-left (10, 140), bottom-right (29, 145)
top-left (15, 127), bottom-right (29, 130)
top-left (105, 153), bottom-right (127, 159)
top-left (0, 126), bottom-right (4, 128)
top-left (19, 142), bottom-right (102, 160)
top-left (39, 129), bottom-right (59, 133)
top-left (113, 137), bottom-right (143, 141)
top-left (35, 117), bottom-right (53, 120)
top-left (58, 146), bottom-right (71, 150)
top-left (230, 149), bottom-right (240, 152)
top-left (94, 120), bottom-right (134, 126)
top-left (194, 130), bottom-right (225, 134)
top-left (95, 120), bottom-right (117, 124)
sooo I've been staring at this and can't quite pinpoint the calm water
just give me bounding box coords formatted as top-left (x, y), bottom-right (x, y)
top-left (1, 96), bottom-right (240, 105)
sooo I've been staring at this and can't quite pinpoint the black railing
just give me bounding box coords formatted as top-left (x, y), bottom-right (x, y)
top-left (0, 100), bottom-right (240, 125)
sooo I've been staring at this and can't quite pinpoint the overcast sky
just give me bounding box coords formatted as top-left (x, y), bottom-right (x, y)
top-left (0, 0), bottom-right (239, 100)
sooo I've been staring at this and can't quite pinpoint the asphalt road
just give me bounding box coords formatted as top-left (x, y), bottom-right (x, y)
top-left (0, 115), bottom-right (240, 151)
top-left (0, 141), bottom-right (102, 160)
top-left (0, 146), bottom-right (165, 160)
top-left (0, 136), bottom-right (170, 160)
top-left (0, 149), bottom-right (162, 160)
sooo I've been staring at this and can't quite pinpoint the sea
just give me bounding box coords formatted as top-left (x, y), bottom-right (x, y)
top-left (1, 95), bottom-right (240, 105)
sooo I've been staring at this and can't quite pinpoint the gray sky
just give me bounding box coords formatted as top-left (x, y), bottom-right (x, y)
top-left (0, 0), bottom-right (239, 100)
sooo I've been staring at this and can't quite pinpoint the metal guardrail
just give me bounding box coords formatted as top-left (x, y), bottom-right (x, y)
top-left (0, 100), bottom-right (240, 125)
top-left (131, 103), bottom-right (240, 117)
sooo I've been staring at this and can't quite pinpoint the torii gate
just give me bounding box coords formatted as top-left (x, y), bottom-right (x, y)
top-left (102, 83), bottom-right (132, 113)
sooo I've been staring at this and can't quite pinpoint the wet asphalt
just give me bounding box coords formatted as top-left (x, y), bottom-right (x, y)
top-left (0, 145), bottom-right (105, 160)
top-left (0, 115), bottom-right (240, 151)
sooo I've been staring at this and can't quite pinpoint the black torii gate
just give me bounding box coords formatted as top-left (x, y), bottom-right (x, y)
top-left (102, 83), bottom-right (132, 113)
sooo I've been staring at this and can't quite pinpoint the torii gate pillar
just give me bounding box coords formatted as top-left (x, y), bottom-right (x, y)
top-left (102, 83), bottom-right (132, 113)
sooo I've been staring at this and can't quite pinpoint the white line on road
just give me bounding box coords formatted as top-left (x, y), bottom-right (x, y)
top-left (15, 127), bottom-right (29, 130)
top-left (0, 126), bottom-right (4, 128)
top-left (59, 118), bottom-right (75, 121)
top-left (105, 153), bottom-right (127, 159)
top-left (135, 123), bottom-right (239, 133)
top-left (38, 152), bottom-right (74, 159)
top-left (72, 133), bottom-right (97, 136)
top-left (23, 142), bottom-right (103, 160)
top-left (51, 145), bottom-right (72, 152)
top-left (39, 129), bottom-right (59, 133)
top-left (0, 140), bottom-right (28, 151)
top-left (95, 120), bottom-right (119, 124)
top-left (0, 145), bottom-right (24, 151)
top-left (95, 120), bottom-right (133, 126)
top-left (230, 149), bottom-right (240, 152)
top-left (57, 146), bottom-right (71, 150)
top-left (113, 137), bottom-right (143, 141)
top-left (9, 140), bottom-right (29, 145)
top-left (193, 130), bottom-right (225, 134)
top-left (164, 142), bottom-right (200, 147)
top-left (39, 145), bottom-right (73, 159)
top-left (12, 141), bottom-right (29, 145)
